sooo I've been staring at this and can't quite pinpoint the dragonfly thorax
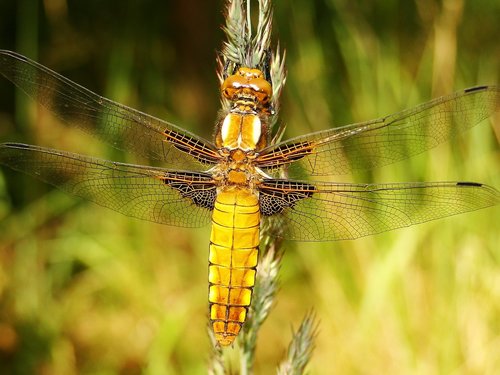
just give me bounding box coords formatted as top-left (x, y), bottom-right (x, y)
top-left (212, 149), bottom-right (261, 188)
top-left (218, 113), bottom-right (263, 151)
top-left (217, 68), bottom-right (272, 152)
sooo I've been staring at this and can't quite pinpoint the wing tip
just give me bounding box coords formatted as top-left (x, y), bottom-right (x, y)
top-left (456, 181), bottom-right (483, 187)
top-left (464, 85), bottom-right (490, 93)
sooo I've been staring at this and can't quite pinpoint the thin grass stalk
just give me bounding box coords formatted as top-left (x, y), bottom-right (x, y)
top-left (276, 312), bottom-right (318, 375)
top-left (239, 217), bottom-right (284, 374)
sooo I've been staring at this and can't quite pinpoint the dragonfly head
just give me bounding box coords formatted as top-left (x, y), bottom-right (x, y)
top-left (221, 67), bottom-right (272, 111)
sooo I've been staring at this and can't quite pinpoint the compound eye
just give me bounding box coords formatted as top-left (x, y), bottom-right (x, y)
top-left (251, 77), bottom-right (272, 102)
top-left (222, 87), bottom-right (231, 98)
top-left (221, 76), bottom-right (240, 98)
top-left (255, 91), bottom-right (269, 104)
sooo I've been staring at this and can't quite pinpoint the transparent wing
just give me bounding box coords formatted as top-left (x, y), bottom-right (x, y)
top-left (0, 50), bottom-right (219, 168)
top-left (0, 143), bottom-right (215, 227)
top-left (259, 179), bottom-right (500, 241)
top-left (257, 86), bottom-right (500, 176)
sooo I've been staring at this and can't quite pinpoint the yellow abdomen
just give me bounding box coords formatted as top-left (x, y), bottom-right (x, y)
top-left (209, 187), bottom-right (260, 346)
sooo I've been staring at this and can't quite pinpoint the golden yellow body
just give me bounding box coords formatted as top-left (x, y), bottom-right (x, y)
top-left (206, 67), bottom-right (271, 346)
top-left (209, 188), bottom-right (260, 346)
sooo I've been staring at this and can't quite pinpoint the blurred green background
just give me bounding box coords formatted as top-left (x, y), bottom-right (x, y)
top-left (0, 0), bottom-right (499, 374)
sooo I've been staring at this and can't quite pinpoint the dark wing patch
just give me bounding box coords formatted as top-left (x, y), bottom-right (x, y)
top-left (259, 179), bottom-right (315, 215)
top-left (161, 171), bottom-right (217, 210)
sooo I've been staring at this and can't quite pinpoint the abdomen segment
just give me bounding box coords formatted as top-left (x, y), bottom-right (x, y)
top-left (208, 188), bottom-right (260, 346)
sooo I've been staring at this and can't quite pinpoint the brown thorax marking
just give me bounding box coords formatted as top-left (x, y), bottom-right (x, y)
top-left (213, 148), bottom-right (261, 187)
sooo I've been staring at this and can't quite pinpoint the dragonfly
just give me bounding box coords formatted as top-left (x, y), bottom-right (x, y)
top-left (0, 9), bottom-right (499, 348)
